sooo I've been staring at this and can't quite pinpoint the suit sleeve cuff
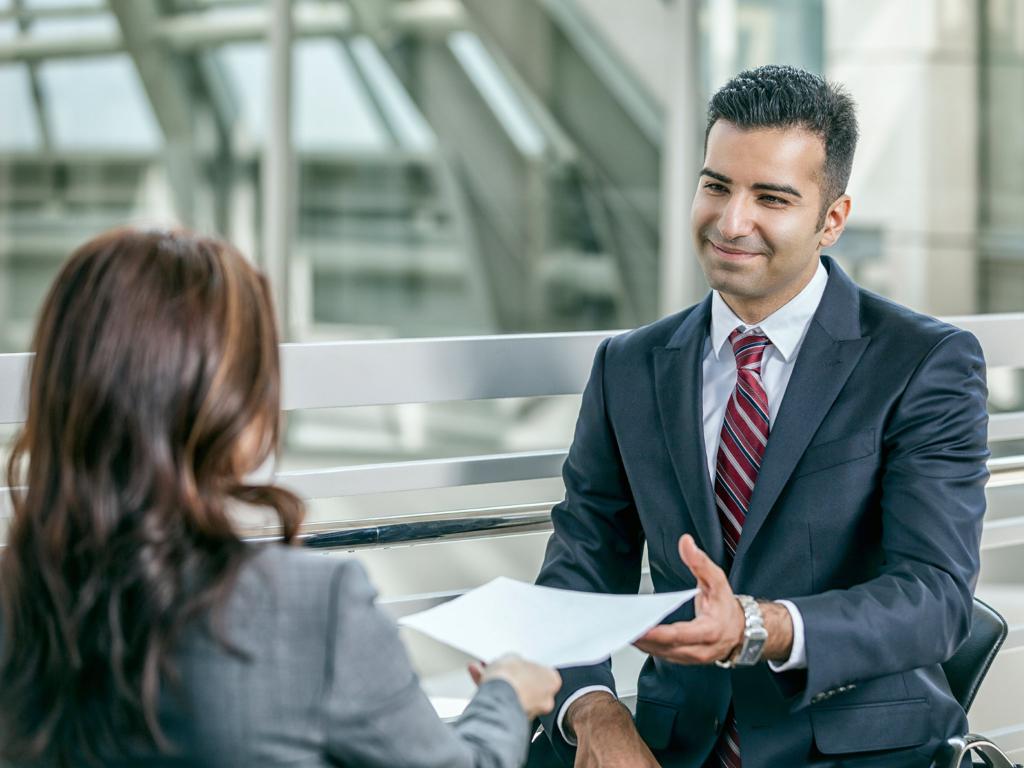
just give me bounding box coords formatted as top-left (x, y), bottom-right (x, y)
top-left (556, 685), bottom-right (615, 746)
top-left (768, 599), bottom-right (807, 672)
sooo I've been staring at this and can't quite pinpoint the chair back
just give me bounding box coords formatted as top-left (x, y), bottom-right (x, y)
top-left (941, 596), bottom-right (1008, 713)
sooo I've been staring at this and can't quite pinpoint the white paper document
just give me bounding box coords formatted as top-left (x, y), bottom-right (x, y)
top-left (398, 577), bottom-right (697, 668)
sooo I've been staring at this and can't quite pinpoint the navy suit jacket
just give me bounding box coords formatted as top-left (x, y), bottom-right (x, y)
top-left (536, 258), bottom-right (989, 767)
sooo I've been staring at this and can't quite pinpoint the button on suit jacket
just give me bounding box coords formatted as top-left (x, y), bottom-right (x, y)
top-left (536, 257), bottom-right (989, 768)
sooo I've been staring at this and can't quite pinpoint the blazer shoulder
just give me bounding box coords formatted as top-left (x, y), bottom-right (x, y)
top-left (240, 545), bottom-right (369, 621)
top-left (858, 287), bottom-right (982, 361)
top-left (604, 304), bottom-right (701, 362)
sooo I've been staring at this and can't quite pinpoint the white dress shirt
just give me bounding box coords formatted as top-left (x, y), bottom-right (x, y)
top-left (557, 263), bottom-right (829, 744)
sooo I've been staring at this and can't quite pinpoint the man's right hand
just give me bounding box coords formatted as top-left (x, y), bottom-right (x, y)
top-left (566, 691), bottom-right (660, 767)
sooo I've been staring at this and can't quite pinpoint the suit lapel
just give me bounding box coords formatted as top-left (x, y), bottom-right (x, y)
top-left (732, 258), bottom-right (870, 568)
top-left (653, 296), bottom-right (726, 565)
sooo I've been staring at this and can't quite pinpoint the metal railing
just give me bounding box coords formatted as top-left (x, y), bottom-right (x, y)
top-left (3, 317), bottom-right (1023, 504)
top-left (4, 320), bottom-right (1024, 560)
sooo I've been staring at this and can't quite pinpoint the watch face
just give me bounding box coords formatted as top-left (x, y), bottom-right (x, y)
top-left (737, 646), bottom-right (762, 665)
top-left (749, 626), bottom-right (768, 642)
top-left (736, 627), bottom-right (768, 666)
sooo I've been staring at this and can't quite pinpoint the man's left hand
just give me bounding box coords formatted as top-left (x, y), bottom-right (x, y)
top-left (633, 534), bottom-right (744, 665)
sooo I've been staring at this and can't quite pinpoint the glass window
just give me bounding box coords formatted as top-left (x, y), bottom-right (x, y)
top-left (348, 36), bottom-right (436, 152)
top-left (294, 38), bottom-right (391, 151)
top-left (447, 31), bottom-right (546, 157)
top-left (216, 42), bottom-right (266, 147)
top-left (0, 64), bottom-right (40, 149)
top-left (22, 14), bottom-right (118, 39)
top-left (981, 0), bottom-right (1024, 305)
top-left (23, 0), bottom-right (104, 7)
top-left (218, 38), bottom-right (396, 151)
top-left (37, 55), bottom-right (161, 151)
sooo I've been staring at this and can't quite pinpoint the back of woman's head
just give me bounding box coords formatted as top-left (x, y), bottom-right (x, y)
top-left (0, 227), bottom-right (303, 764)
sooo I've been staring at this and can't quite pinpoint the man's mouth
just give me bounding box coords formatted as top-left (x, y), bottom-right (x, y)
top-left (708, 240), bottom-right (761, 260)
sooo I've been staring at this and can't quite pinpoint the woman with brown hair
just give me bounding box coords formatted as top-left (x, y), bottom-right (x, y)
top-left (0, 228), bottom-right (559, 767)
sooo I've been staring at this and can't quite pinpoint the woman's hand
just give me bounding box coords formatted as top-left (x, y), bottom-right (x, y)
top-left (469, 654), bottom-right (562, 719)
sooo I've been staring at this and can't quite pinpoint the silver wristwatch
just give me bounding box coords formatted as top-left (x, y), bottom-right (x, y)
top-left (714, 595), bottom-right (767, 668)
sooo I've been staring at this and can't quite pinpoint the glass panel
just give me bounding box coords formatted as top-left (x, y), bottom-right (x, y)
top-left (22, 0), bottom-right (103, 7)
top-left (447, 31), bottom-right (545, 157)
top-left (22, 14), bottom-right (118, 39)
top-left (191, 0), bottom-right (264, 6)
top-left (217, 42), bottom-right (266, 145)
top-left (219, 39), bottom-right (393, 150)
top-left (294, 38), bottom-right (391, 151)
top-left (739, 0), bottom-right (823, 73)
top-left (37, 55), bottom-right (161, 150)
top-left (699, 0), bottom-right (825, 101)
top-left (348, 36), bottom-right (436, 152)
top-left (0, 64), bottom-right (40, 149)
top-left (981, 0), bottom-right (1024, 294)
top-left (979, 0), bottom-right (1024, 427)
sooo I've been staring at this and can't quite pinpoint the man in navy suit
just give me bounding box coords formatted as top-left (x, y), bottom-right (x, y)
top-left (532, 65), bottom-right (989, 767)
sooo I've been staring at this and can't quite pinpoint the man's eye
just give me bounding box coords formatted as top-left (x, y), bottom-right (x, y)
top-left (761, 195), bottom-right (787, 205)
top-left (704, 183), bottom-right (727, 193)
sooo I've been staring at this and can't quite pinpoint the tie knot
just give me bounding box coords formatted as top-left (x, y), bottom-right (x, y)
top-left (728, 328), bottom-right (772, 372)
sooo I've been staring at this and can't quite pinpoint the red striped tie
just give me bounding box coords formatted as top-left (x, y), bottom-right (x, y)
top-left (712, 328), bottom-right (772, 768)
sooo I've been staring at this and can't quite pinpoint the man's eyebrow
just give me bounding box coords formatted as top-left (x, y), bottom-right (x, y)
top-left (700, 168), bottom-right (731, 183)
top-left (752, 182), bottom-right (802, 199)
top-left (699, 169), bottom-right (803, 199)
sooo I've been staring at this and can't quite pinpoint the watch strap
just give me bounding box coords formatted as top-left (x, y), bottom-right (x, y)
top-left (715, 595), bottom-right (767, 668)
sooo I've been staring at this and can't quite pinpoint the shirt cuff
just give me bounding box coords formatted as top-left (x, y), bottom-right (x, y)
top-left (556, 685), bottom-right (616, 746)
top-left (768, 599), bottom-right (806, 672)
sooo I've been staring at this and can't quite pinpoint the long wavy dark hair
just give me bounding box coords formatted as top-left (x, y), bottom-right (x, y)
top-left (0, 228), bottom-right (305, 765)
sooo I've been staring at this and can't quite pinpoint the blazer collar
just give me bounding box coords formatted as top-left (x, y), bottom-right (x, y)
top-left (654, 295), bottom-right (722, 563)
top-left (808, 255), bottom-right (864, 343)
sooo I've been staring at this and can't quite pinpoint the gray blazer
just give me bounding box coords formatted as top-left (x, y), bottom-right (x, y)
top-left (22, 544), bottom-right (529, 767)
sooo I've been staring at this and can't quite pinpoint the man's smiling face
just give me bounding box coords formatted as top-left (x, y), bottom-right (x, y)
top-left (691, 119), bottom-right (846, 321)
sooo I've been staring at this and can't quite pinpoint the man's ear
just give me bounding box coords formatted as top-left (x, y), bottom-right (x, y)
top-left (819, 194), bottom-right (852, 248)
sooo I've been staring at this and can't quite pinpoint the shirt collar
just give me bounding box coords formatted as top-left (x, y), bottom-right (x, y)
top-left (710, 260), bottom-right (829, 363)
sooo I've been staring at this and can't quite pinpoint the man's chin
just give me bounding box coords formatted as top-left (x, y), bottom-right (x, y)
top-left (702, 261), bottom-right (762, 295)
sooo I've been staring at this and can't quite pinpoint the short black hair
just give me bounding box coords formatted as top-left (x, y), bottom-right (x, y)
top-left (705, 65), bottom-right (858, 222)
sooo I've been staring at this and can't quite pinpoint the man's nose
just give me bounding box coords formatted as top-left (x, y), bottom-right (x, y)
top-left (718, 197), bottom-right (755, 240)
